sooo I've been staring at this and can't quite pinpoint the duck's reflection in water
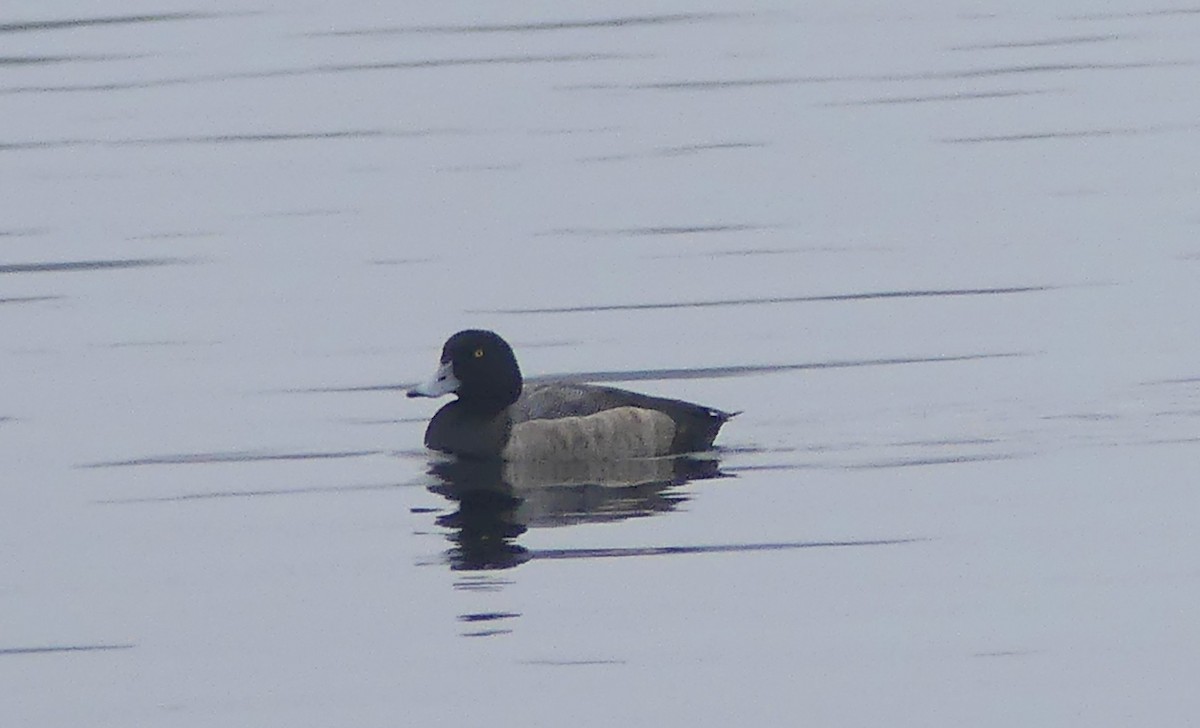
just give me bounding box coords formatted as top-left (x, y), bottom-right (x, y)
top-left (428, 457), bottom-right (725, 570)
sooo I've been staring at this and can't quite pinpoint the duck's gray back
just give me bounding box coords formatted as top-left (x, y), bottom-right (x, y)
top-left (511, 383), bottom-right (621, 420)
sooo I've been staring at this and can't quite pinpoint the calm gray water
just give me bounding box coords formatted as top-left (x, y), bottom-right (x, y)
top-left (2, 3), bottom-right (1198, 726)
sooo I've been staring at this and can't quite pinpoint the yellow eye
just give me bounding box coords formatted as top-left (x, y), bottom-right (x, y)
top-left (473, 348), bottom-right (484, 358)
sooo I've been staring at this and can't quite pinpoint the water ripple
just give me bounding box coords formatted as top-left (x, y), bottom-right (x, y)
top-left (1066, 7), bottom-right (1200, 20)
top-left (0, 295), bottom-right (62, 304)
top-left (2, 53), bottom-right (638, 95)
top-left (0, 53), bottom-right (143, 65)
top-left (0, 12), bottom-right (216, 34)
top-left (0, 227), bottom-right (48, 237)
top-left (846, 453), bottom-right (1025, 469)
top-left (829, 89), bottom-right (1059, 107)
top-left (479, 285), bottom-right (1053, 314)
top-left (541, 223), bottom-right (772, 237)
top-left (0, 257), bottom-right (187, 274)
top-left (521, 659), bottom-right (627, 666)
top-left (317, 12), bottom-right (744, 36)
top-left (943, 125), bottom-right (1193, 143)
top-left (458, 612), bottom-right (519, 623)
top-left (98, 481), bottom-right (407, 504)
top-left (462, 629), bottom-right (512, 638)
top-left (563, 76), bottom-right (824, 92)
top-left (908, 59), bottom-right (1197, 80)
top-left (0, 644), bottom-right (134, 656)
top-left (950, 34), bottom-right (1122, 51)
top-left (531, 538), bottom-right (924, 560)
top-left (537, 353), bottom-right (1029, 385)
top-left (578, 141), bottom-right (766, 163)
top-left (563, 60), bottom-right (1195, 94)
top-left (82, 449), bottom-right (380, 468)
top-left (1, 130), bottom-right (391, 151)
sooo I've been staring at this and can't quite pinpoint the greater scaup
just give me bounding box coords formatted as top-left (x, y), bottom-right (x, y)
top-left (407, 330), bottom-right (734, 460)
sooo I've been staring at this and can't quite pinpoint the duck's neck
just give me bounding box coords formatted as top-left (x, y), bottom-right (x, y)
top-left (425, 401), bottom-right (513, 459)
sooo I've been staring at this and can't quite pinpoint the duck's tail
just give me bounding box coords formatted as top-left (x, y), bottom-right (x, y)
top-left (673, 407), bottom-right (738, 453)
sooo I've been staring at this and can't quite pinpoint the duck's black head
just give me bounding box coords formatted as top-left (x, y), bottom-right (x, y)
top-left (407, 329), bottom-right (523, 414)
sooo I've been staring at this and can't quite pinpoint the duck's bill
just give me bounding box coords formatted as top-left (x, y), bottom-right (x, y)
top-left (406, 360), bottom-right (460, 398)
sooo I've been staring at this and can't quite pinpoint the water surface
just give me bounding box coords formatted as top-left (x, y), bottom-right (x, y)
top-left (2, 3), bottom-right (1198, 726)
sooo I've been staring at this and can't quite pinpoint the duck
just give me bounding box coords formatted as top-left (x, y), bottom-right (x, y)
top-left (407, 330), bottom-right (735, 460)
